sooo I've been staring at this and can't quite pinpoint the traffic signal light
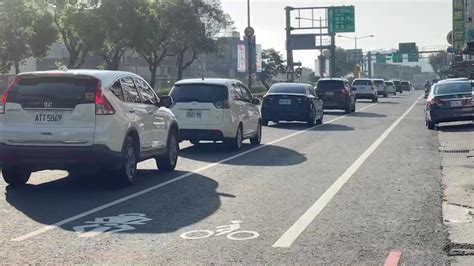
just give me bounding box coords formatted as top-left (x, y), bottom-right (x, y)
top-left (295, 67), bottom-right (303, 77)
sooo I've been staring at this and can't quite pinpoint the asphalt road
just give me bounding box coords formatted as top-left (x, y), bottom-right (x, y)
top-left (0, 91), bottom-right (450, 264)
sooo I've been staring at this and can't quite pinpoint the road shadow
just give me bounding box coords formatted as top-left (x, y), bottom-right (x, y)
top-left (5, 170), bottom-right (224, 234)
top-left (323, 111), bottom-right (346, 115)
top-left (312, 123), bottom-right (354, 131)
top-left (437, 122), bottom-right (474, 132)
top-left (378, 101), bottom-right (400, 105)
top-left (179, 144), bottom-right (307, 166)
top-left (350, 112), bottom-right (387, 118)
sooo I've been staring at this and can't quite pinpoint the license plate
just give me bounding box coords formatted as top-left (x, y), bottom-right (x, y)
top-left (35, 112), bottom-right (63, 124)
top-left (186, 111), bottom-right (202, 118)
top-left (279, 99), bottom-right (292, 105)
top-left (325, 92), bottom-right (334, 96)
top-left (451, 100), bottom-right (462, 107)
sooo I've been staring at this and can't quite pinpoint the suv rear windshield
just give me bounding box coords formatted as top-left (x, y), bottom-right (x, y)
top-left (268, 85), bottom-right (306, 94)
top-left (353, 80), bottom-right (372, 86)
top-left (434, 82), bottom-right (472, 95)
top-left (170, 84), bottom-right (228, 103)
top-left (317, 80), bottom-right (344, 91)
top-left (7, 76), bottom-right (97, 109)
top-left (401, 81), bottom-right (410, 85)
top-left (385, 82), bottom-right (393, 86)
top-left (373, 80), bottom-right (384, 85)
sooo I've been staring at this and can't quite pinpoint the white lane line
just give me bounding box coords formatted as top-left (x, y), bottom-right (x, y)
top-left (272, 95), bottom-right (423, 248)
top-left (12, 104), bottom-right (377, 242)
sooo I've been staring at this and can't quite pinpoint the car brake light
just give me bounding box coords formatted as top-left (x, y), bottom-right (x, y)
top-left (214, 99), bottom-right (230, 109)
top-left (427, 98), bottom-right (441, 107)
top-left (95, 80), bottom-right (115, 115)
top-left (0, 76), bottom-right (21, 114)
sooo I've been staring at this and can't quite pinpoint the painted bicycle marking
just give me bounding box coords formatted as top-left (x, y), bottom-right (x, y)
top-left (72, 213), bottom-right (152, 238)
top-left (180, 221), bottom-right (259, 241)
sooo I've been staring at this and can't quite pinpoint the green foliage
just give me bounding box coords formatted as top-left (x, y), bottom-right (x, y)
top-left (0, 0), bottom-right (58, 74)
top-left (429, 51), bottom-right (448, 77)
top-left (47, 0), bottom-right (101, 69)
top-left (257, 48), bottom-right (286, 89)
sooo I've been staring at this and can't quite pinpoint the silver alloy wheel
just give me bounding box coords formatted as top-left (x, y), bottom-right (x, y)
top-left (124, 141), bottom-right (136, 181)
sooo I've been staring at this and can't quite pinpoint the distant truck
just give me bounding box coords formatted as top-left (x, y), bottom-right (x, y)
top-left (412, 73), bottom-right (438, 90)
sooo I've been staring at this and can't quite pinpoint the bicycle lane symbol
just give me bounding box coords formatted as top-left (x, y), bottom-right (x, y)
top-left (180, 221), bottom-right (259, 241)
top-left (72, 213), bottom-right (152, 238)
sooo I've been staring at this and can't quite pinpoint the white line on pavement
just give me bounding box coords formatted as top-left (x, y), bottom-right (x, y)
top-left (12, 104), bottom-right (377, 242)
top-left (272, 95), bottom-right (423, 248)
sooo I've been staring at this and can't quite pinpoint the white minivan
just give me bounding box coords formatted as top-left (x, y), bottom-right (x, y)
top-left (352, 78), bottom-right (378, 102)
top-left (169, 79), bottom-right (262, 150)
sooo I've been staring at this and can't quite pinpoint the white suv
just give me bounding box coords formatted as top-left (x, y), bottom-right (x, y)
top-left (0, 70), bottom-right (179, 187)
top-left (353, 78), bottom-right (378, 102)
top-left (169, 79), bottom-right (262, 150)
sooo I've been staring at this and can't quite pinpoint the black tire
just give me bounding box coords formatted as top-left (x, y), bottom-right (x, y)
top-left (316, 112), bottom-right (324, 125)
top-left (393, 92), bottom-right (396, 95)
top-left (344, 104), bottom-right (351, 114)
top-left (384, 93), bottom-right (388, 98)
top-left (262, 119), bottom-right (269, 126)
top-left (250, 122), bottom-right (262, 145)
top-left (2, 167), bottom-right (31, 187)
top-left (372, 96), bottom-right (378, 103)
top-left (156, 129), bottom-right (179, 172)
top-left (307, 107), bottom-right (316, 126)
top-left (111, 136), bottom-right (138, 188)
top-left (426, 120), bottom-right (436, 130)
top-left (225, 125), bottom-right (243, 151)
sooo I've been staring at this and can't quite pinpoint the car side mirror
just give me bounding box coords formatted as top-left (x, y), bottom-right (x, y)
top-left (159, 95), bottom-right (173, 108)
top-left (251, 97), bottom-right (261, 105)
top-left (351, 87), bottom-right (357, 91)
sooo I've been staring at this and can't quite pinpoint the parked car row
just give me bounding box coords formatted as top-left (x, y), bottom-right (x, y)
top-left (0, 69), bottom-right (418, 188)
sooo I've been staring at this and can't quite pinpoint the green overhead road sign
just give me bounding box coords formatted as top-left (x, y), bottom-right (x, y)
top-left (375, 53), bottom-right (386, 64)
top-left (399, 43), bottom-right (417, 54)
top-left (408, 53), bottom-right (419, 62)
top-left (392, 53), bottom-right (403, 63)
top-left (328, 6), bottom-right (355, 33)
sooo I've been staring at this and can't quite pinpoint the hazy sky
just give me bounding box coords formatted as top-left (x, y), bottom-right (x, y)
top-left (221, 0), bottom-right (452, 70)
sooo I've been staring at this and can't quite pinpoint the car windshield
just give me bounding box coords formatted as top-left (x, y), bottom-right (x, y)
top-left (316, 80), bottom-right (344, 91)
top-left (170, 84), bottom-right (228, 103)
top-left (269, 85), bottom-right (306, 94)
top-left (373, 80), bottom-right (384, 85)
top-left (353, 80), bottom-right (372, 86)
top-left (434, 82), bottom-right (473, 95)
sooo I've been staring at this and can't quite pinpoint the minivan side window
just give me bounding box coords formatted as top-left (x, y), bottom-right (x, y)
top-left (240, 85), bottom-right (253, 102)
top-left (134, 77), bottom-right (158, 105)
top-left (110, 80), bottom-right (124, 101)
top-left (231, 85), bottom-right (243, 101)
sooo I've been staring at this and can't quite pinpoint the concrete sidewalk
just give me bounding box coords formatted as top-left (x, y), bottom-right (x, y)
top-left (437, 122), bottom-right (474, 265)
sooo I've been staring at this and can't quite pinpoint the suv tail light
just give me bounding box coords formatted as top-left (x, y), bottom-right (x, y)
top-left (214, 99), bottom-right (230, 109)
top-left (95, 80), bottom-right (115, 115)
top-left (0, 76), bottom-right (21, 114)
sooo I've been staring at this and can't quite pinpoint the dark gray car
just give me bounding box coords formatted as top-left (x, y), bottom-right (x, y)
top-left (424, 79), bottom-right (474, 129)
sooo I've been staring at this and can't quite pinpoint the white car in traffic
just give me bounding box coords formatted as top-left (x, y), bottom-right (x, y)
top-left (384, 81), bottom-right (397, 95)
top-left (169, 79), bottom-right (262, 150)
top-left (353, 78), bottom-right (378, 102)
top-left (0, 70), bottom-right (179, 187)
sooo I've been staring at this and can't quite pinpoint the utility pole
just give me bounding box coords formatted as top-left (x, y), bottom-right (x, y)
top-left (247, 0), bottom-right (252, 89)
top-left (285, 6), bottom-right (294, 82)
top-left (330, 33), bottom-right (336, 78)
